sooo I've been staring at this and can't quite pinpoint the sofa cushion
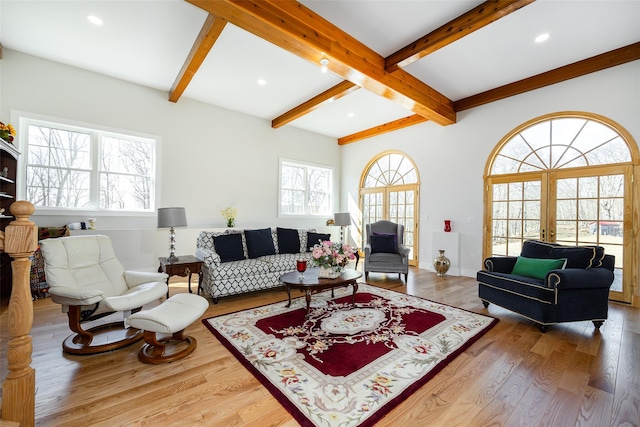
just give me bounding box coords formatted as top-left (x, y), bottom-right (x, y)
top-left (369, 252), bottom-right (403, 263)
top-left (370, 233), bottom-right (397, 254)
top-left (306, 232), bottom-right (331, 251)
top-left (477, 270), bottom-right (556, 304)
top-left (245, 228), bottom-right (277, 259)
top-left (213, 233), bottom-right (245, 263)
top-left (277, 227), bottom-right (300, 254)
top-left (521, 240), bottom-right (604, 269)
top-left (212, 258), bottom-right (272, 279)
top-left (511, 257), bottom-right (567, 280)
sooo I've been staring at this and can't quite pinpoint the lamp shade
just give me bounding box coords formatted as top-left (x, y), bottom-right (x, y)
top-left (157, 207), bottom-right (187, 228)
top-left (334, 212), bottom-right (352, 227)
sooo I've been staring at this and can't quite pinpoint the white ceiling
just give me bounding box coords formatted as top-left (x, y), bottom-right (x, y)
top-left (1, 0), bottom-right (639, 139)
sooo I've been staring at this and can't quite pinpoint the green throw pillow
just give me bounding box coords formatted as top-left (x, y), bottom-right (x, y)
top-left (511, 257), bottom-right (567, 280)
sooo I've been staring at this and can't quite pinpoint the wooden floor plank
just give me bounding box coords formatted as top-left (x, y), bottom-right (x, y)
top-left (2, 266), bottom-right (638, 426)
top-left (576, 386), bottom-right (614, 427)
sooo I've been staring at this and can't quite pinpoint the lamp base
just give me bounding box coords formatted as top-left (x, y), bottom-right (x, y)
top-left (167, 226), bottom-right (178, 262)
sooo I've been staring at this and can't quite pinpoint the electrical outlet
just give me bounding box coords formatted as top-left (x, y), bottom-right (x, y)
top-left (468, 217), bottom-right (476, 224)
top-left (469, 254), bottom-right (475, 261)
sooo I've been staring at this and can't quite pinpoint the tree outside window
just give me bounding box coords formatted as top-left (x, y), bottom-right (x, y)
top-left (280, 160), bottom-right (332, 216)
top-left (24, 120), bottom-right (156, 212)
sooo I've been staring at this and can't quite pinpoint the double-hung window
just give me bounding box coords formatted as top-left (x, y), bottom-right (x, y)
top-left (279, 159), bottom-right (333, 216)
top-left (22, 117), bottom-right (156, 212)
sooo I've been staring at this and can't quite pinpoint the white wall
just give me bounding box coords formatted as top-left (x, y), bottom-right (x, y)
top-left (2, 49), bottom-right (638, 276)
top-left (341, 61), bottom-right (640, 277)
top-left (0, 49), bottom-right (341, 230)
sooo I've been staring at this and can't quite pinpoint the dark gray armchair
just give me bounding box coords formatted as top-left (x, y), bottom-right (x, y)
top-left (364, 220), bottom-right (410, 282)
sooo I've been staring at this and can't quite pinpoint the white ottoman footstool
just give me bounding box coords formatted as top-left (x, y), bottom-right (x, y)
top-left (126, 293), bottom-right (209, 364)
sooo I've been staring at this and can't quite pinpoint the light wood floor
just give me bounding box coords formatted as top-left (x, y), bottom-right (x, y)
top-left (2, 267), bottom-right (639, 426)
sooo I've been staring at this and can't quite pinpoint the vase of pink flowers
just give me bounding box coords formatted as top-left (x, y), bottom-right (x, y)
top-left (310, 240), bottom-right (356, 278)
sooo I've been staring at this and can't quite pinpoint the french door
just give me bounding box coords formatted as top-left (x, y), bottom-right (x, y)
top-left (361, 185), bottom-right (418, 265)
top-left (486, 165), bottom-right (630, 302)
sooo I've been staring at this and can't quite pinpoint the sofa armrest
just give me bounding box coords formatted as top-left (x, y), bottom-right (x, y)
top-left (364, 244), bottom-right (371, 256)
top-left (196, 247), bottom-right (221, 268)
top-left (483, 256), bottom-right (517, 273)
top-left (547, 268), bottom-right (614, 290)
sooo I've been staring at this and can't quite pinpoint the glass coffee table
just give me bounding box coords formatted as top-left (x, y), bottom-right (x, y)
top-left (279, 267), bottom-right (362, 317)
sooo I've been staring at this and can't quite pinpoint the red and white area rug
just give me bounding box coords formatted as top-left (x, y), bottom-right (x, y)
top-left (203, 283), bottom-right (498, 427)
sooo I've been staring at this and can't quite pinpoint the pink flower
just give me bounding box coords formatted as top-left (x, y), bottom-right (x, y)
top-left (372, 383), bottom-right (390, 395)
top-left (282, 376), bottom-right (299, 386)
top-left (414, 345), bottom-right (429, 354)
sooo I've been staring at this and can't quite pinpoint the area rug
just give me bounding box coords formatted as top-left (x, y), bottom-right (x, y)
top-left (203, 284), bottom-right (498, 427)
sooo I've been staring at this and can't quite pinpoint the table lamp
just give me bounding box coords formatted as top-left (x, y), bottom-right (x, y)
top-left (334, 212), bottom-right (352, 245)
top-left (157, 207), bottom-right (187, 262)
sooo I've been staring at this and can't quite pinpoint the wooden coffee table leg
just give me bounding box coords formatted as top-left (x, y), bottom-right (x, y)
top-left (285, 285), bottom-right (292, 308)
top-left (351, 282), bottom-right (358, 306)
top-left (305, 290), bottom-right (312, 316)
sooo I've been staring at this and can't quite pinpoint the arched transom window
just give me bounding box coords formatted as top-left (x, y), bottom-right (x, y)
top-left (364, 153), bottom-right (418, 187)
top-left (491, 116), bottom-right (631, 174)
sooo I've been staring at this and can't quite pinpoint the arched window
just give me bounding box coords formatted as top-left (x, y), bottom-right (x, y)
top-left (360, 151), bottom-right (419, 265)
top-left (484, 112), bottom-right (638, 302)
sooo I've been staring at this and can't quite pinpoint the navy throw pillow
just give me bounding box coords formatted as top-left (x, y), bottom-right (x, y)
top-left (213, 233), bottom-right (245, 263)
top-left (276, 227), bottom-right (300, 254)
top-left (245, 228), bottom-right (276, 259)
top-left (370, 233), bottom-right (397, 254)
top-left (547, 246), bottom-right (598, 269)
top-left (306, 232), bottom-right (331, 251)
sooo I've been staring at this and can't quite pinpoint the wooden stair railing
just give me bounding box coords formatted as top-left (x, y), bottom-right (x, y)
top-left (1, 201), bottom-right (37, 427)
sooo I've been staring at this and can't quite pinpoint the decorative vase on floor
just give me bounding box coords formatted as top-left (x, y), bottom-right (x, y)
top-left (318, 266), bottom-right (342, 279)
top-left (433, 250), bottom-right (450, 277)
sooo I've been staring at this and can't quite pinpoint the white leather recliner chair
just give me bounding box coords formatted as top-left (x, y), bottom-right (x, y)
top-left (40, 235), bottom-right (168, 355)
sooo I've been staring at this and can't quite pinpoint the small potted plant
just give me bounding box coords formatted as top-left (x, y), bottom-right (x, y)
top-left (220, 207), bottom-right (237, 228)
top-left (0, 121), bottom-right (16, 144)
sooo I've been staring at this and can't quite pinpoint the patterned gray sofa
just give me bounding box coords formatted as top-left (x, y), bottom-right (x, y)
top-left (195, 228), bottom-right (328, 303)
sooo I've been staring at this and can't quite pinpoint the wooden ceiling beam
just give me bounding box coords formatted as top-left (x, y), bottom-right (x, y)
top-left (455, 41), bottom-right (640, 111)
top-left (169, 14), bottom-right (227, 103)
top-left (340, 42), bottom-right (640, 144)
top-left (272, 81), bottom-right (359, 128)
top-left (338, 114), bottom-right (428, 145)
top-left (275, 0), bottom-right (535, 133)
top-left (386, 0), bottom-right (535, 72)
top-left (187, 0), bottom-right (456, 125)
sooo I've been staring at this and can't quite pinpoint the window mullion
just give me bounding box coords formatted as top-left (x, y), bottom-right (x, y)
top-left (91, 133), bottom-right (101, 209)
top-left (303, 167), bottom-right (309, 215)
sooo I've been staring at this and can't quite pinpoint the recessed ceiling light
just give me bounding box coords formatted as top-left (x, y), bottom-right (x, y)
top-left (320, 58), bottom-right (329, 73)
top-left (535, 33), bottom-right (549, 43)
top-left (257, 79), bottom-right (266, 85)
top-left (348, 112), bottom-right (355, 117)
top-left (87, 15), bottom-right (103, 26)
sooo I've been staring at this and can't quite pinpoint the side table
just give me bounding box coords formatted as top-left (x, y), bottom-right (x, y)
top-left (158, 255), bottom-right (204, 298)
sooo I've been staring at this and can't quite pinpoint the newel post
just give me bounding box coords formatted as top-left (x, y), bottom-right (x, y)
top-left (2, 201), bottom-right (37, 427)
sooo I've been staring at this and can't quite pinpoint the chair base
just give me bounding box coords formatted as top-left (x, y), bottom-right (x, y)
top-left (138, 330), bottom-right (197, 364)
top-left (63, 321), bottom-right (144, 355)
top-left (365, 271), bottom-right (408, 282)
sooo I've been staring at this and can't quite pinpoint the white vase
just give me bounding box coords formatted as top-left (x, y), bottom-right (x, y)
top-left (318, 266), bottom-right (341, 279)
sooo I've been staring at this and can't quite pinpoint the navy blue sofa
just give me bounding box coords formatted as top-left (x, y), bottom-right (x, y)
top-left (477, 240), bottom-right (615, 331)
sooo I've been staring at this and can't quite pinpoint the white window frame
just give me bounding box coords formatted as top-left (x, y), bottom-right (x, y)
top-left (278, 158), bottom-right (333, 217)
top-left (17, 112), bottom-right (159, 216)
